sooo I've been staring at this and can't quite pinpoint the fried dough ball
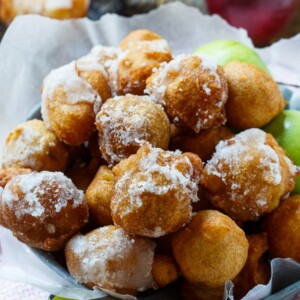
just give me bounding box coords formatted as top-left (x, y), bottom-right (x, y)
top-left (65, 225), bottom-right (156, 294)
top-left (233, 233), bottom-right (270, 299)
top-left (117, 38), bottom-right (172, 95)
top-left (181, 280), bottom-right (224, 300)
top-left (1, 171), bottom-right (88, 251)
top-left (172, 210), bottom-right (248, 288)
top-left (263, 194), bottom-right (300, 262)
top-left (146, 54), bottom-right (228, 133)
top-left (224, 61), bottom-right (286, 129)
top-left (111, 144), bottom-right (202, 238)
top-left (0, 167), bottom-right (32, 188)
top-left (152, 255), bottom-right (180, 288)
top-left (42, 54), bottom-right (111, 146)
top-left (85, 45), bottom-right (121, 96)
top-left (96, 95), bottom-right (171, 165)
top-left (0, 0), bottom-right (89, 25)
top-left (119, 29), bottom-right (163, 50)
top-left (85, 165), bottom-right (114, 226)
top-left (170, 125), bottom-right (234, 162)
top-left (201, 128), bottom-right (296, 222)
top-left (2, 120), bottom-right (69, 172)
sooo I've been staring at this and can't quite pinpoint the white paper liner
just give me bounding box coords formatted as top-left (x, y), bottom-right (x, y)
top-left (0, 3), bottom-right (300, 299)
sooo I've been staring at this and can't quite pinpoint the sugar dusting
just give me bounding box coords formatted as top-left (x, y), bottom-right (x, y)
top-left (44, 0), bottom-right (73, 10)
top-left (41, 61), bottom-right (101, 127)
top-left (145, 54), bottom-right (221, 103)
top-left (2, 171), bottom-right (84, 219)
top-left (89, 45), bottom-right (122, 96)
top-left (129, 39), bottom-right (171, 54)
top-left (96, 95), bottom-right (166, 165)
top-left (205, 129), bottom-right (283, 206)
top-left (13, 0), bottom-right (89, 13)
top-left (2, 124), bottom-right (45, 170)
top-left (67, 227), bottom-right (156, 291)
top-left (13, 0), bottom-right (43, 13)
top-left (114, 144), bottom-right (200, 222)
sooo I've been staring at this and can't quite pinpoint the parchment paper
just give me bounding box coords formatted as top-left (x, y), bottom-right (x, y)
top-left (0, 3), bottom-right (300, 299)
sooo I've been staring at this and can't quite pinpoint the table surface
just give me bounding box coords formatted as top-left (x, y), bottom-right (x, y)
top-left (0, 279), bottom-right (49, 300)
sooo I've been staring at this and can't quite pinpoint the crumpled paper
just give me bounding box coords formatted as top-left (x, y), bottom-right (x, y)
top-left (0, 3), bottom-right (300, 300)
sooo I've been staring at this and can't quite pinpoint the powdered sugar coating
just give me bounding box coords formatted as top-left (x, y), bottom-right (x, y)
top-left (117, 39), bottom-right (172, 95)
top-left (2, 120), bottom-right (68, 171)
top-left (123, 147), bottom-right (200, 207)
top-left (13, 0), bottom-right (90, 13)
top-left (3, 125), bottom-right (45, 170)
top-left (145, 54), bottom-right (227, 133)
top-left (44, 0), bottom-right (73, 10)
top-left (13, 0), bottom-right (43, 13)
top-left (41, 61), bottom-right (101, 127)
top-left (111, 144), bottom-right (202, 237)
top-left (66, 226), bottom-right (156, 292)
top-left (205, 129), bottom-right (282, 188)
top-left (201, 128), bottom-right (294, 221)
top-left (145, 54), bottom-right (221, 103)
top-left (2, 171), bottom-right (85, 219)
top-left (89, 45), bottom-right (122, 96)
top-left (96, 95), bottom-right (170, 165)
top-left (128, 39), bottom-right (171, 54)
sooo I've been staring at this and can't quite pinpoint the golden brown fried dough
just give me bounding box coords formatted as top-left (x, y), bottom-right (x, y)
top-left (224, 61), bottom-right (286, 129)
top-left (0, 167), bottom-right (32, 188)
top-left (111, 144), bottom-right (202, 237)
top-left (119, 29), bottom-right (163, 50)
top-left (0, 0), bottom-right (89, 25)
top-left (170, 126), bottom-right (233, 162)
top-left (96, 94), bottom-right (171, 165)
top-left (172, 210), bottom-right (248, 288)
top-left (65, 225), bottom-right (156, 294)
top-left (2, 120), bottom-right (69, 171)
top-left (1, 171), bottom-right (88, 251)
top-left (146, 54), bottom-right (228, 133)
top-left (42, 55), bottom-right (111, 145)
top-left (85, 46), bottom-right (121, 96)
top-left (201, 129), bottom-right (296, 222)
top-left (85, 165), bottom-right (114, 226)
top-left (263, 194), bottom-right (300, 262)
top-left (117, 38), bottom-right (172, 95)
top-left (233, 233), bottom-right (270, 299)
top-left (152, 255), bottom-right (180, 288)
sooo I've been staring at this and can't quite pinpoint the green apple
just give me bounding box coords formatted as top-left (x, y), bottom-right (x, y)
top-left (263, 110), bottom-right (300, 194)
top-left (194, 39), bottom-right (271, 75)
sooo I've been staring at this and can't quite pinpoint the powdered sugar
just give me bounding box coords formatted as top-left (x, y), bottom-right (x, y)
top-left (13, 0), bottom-right (90, 13)
top-left (146, 54), bottom-right (221, 103)
top-left (41, 61), bottom-right (101, 127)
top-left (67, 226), bottom-right (156, 291)
top-left (96, 95), bottom-right (168, 165)
top-left (13, 0), bottom-right (43, 13)
top-left (2, 123), bottom-right (45, 170)
top-left (114, 145), bottom-right (200, 221)
top-left (44, 0), bottom-right (73, 10)
top-left (205, 129), bottom-right (283, 206)
top-left (132, 39), bottom-right (171, 54)
top-left (2, 171), bottom-right (84, 219)
top-left (89, 45), bottom-right (122, 96)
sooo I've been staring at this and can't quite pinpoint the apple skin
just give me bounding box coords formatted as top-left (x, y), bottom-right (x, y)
top-left (194, 39), bottom-right (271, 75)
top-left (263, 110), bottom-right (300, 194)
